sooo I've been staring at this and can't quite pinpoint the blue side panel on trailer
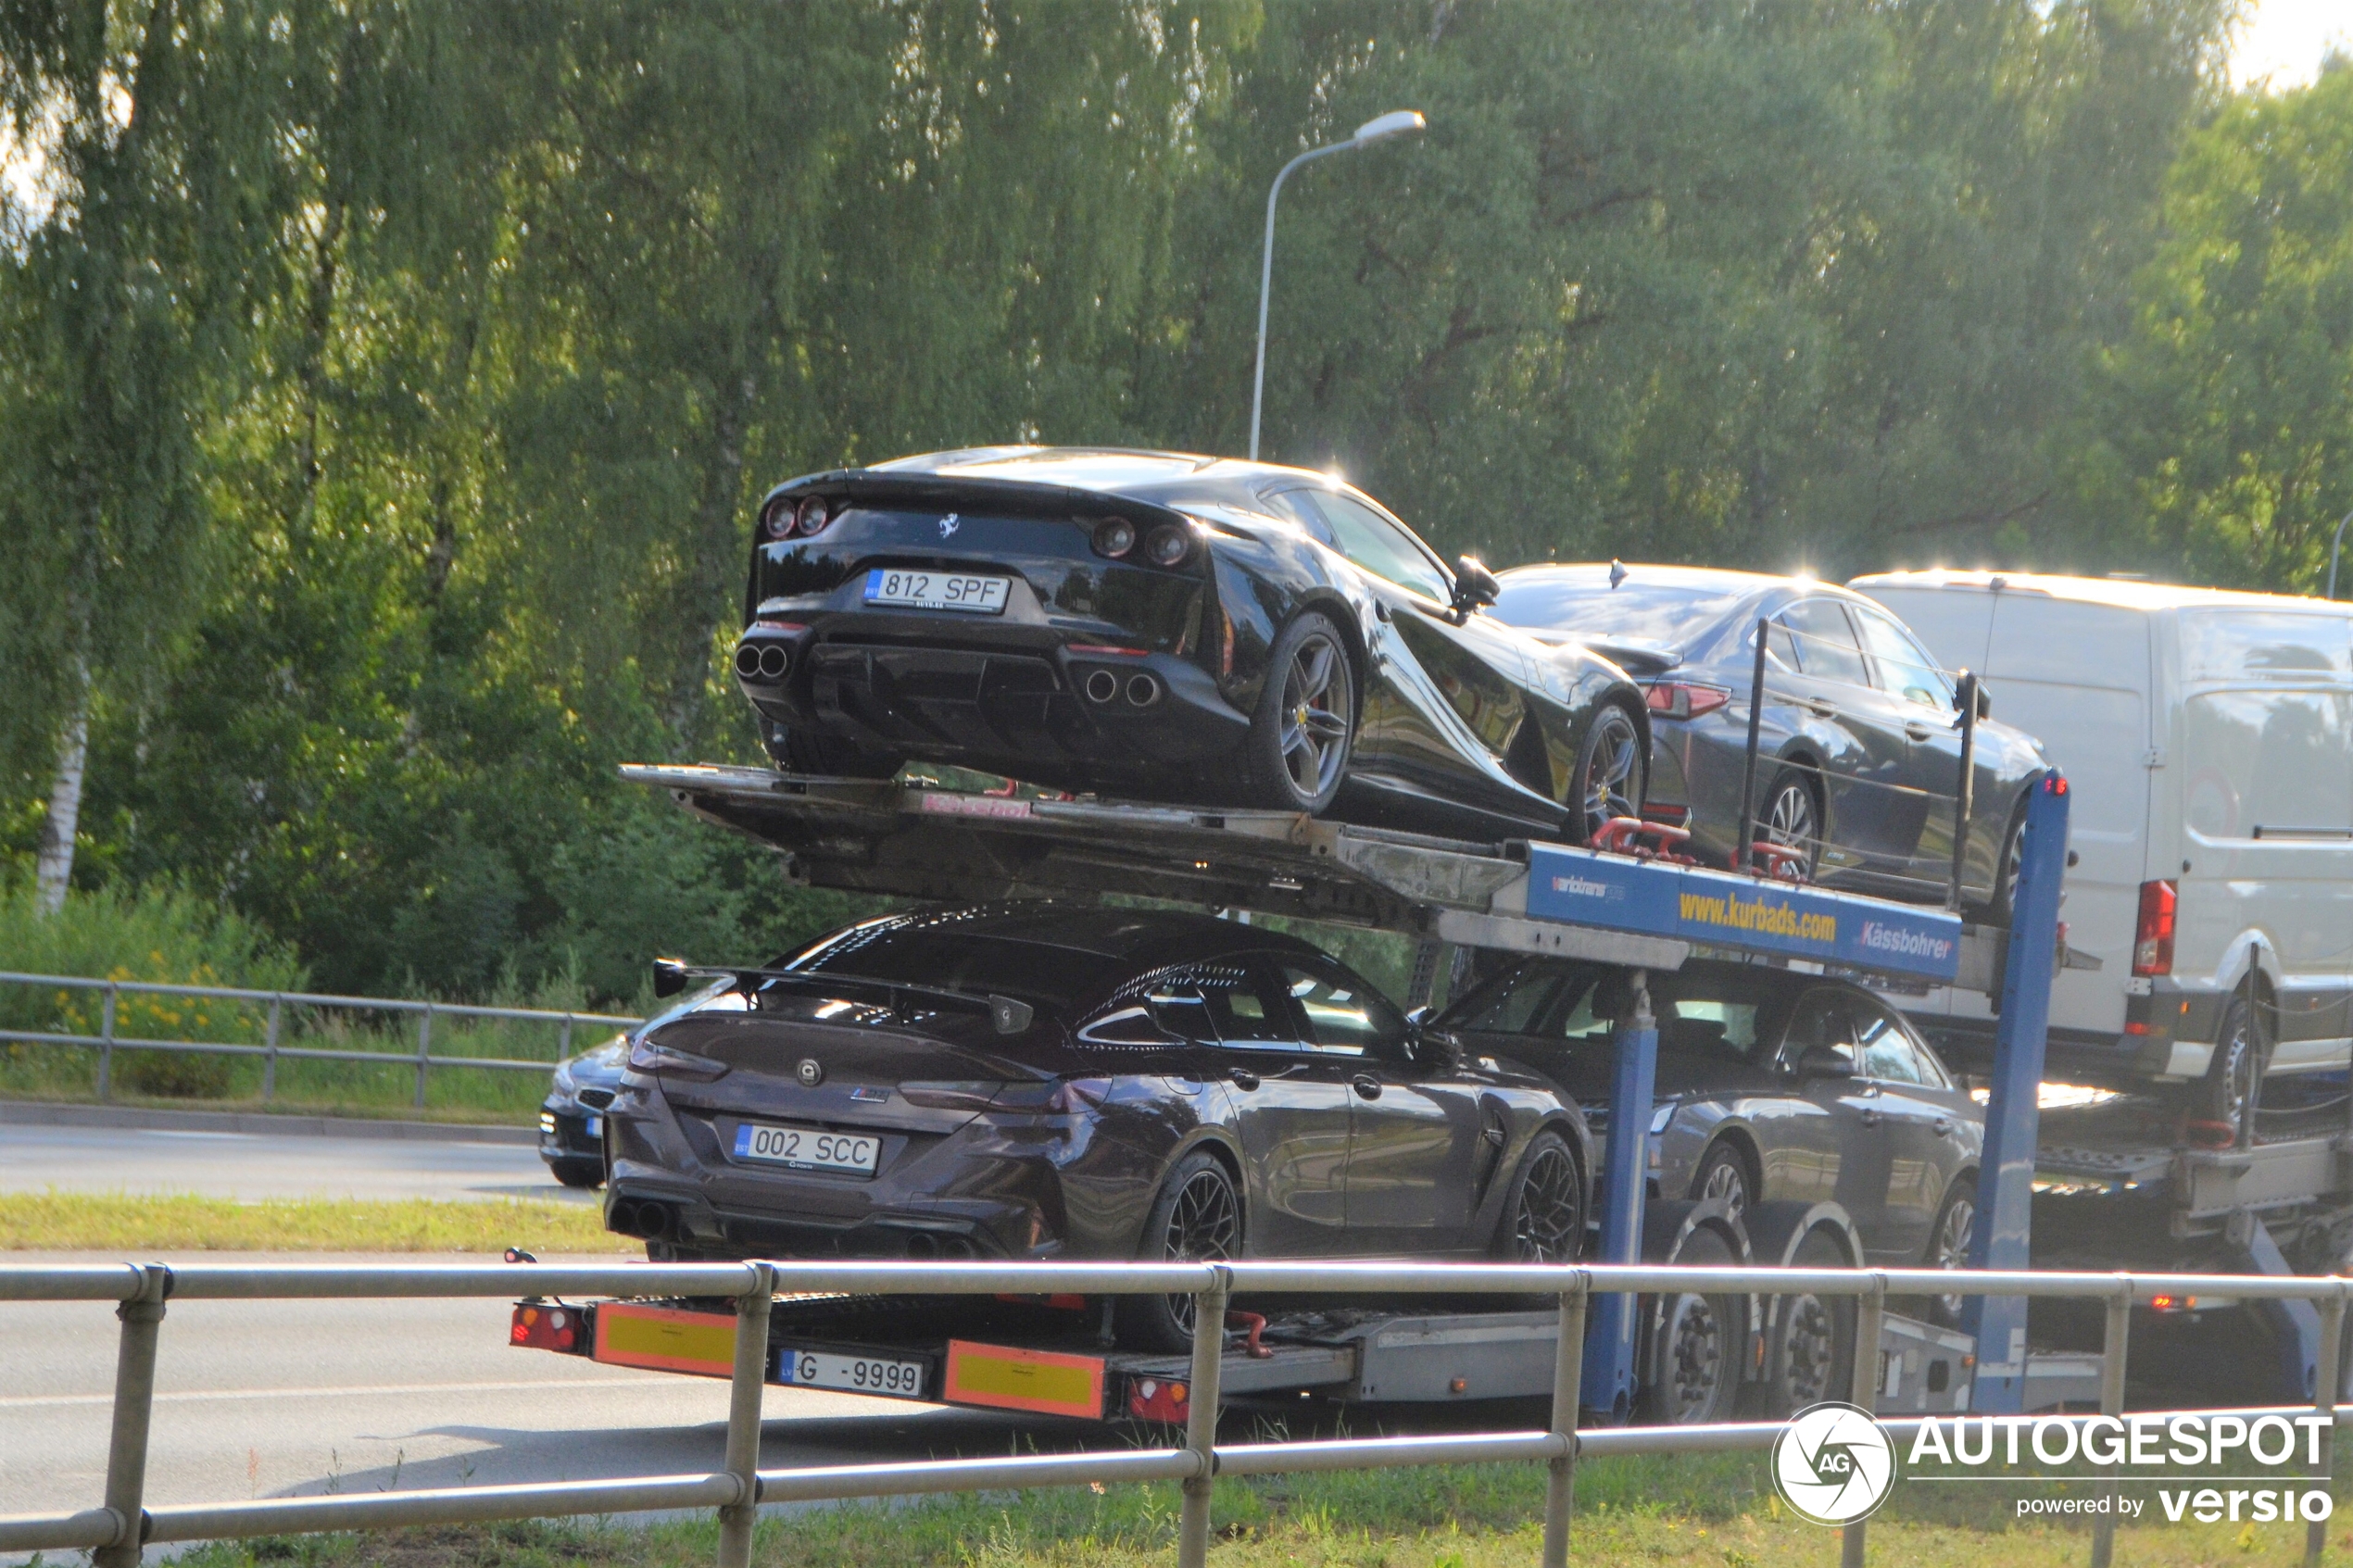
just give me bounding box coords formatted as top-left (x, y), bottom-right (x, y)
top-left (1524, 847), bottom-right (1965, 984)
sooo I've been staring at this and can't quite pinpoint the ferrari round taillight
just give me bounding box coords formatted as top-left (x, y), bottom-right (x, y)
top-left (762, 498), bottom-right (796, 541)
top-left (795, 496), bottom-right (832, 536)
top-left (1093, 518), bottom-right (1137, 559)
top-left (1143, 523), bottom-right (1190, 568)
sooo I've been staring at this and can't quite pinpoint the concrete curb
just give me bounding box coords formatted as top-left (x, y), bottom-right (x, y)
top-left (0, 1098), bottom-right (537, 1145)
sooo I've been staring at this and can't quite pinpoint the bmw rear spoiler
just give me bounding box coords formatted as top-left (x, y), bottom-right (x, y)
top-left (651, 958), bottom-right (1036, 1035)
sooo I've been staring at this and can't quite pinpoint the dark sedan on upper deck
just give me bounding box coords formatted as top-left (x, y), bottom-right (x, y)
top-left (1488, 564), bottom-right (2048, 914)
top-left (730, 447), bottom-right (1648, 842)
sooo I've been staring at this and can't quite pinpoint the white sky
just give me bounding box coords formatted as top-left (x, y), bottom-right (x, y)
top-left (2230, 0), bottom-right (2353, 89)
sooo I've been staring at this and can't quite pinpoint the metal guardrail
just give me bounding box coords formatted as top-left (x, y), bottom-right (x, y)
top-left (0, 971), bottom-right (640, 1107)
top-left (5, 1260), bottom-right (2352, 1568)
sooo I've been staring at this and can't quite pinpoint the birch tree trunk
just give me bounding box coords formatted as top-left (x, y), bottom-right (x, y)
top-left (34, 649), bottom-right (92, 916)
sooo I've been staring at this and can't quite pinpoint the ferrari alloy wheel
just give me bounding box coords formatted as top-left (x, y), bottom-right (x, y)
top-left (1498, 1131), bottom-right (1584, 1262)
top-left (1243, 611), bottom-right (1355, 813)
top-left (1574, 704), bottom-right (1643, 841)
top-left (1116, 1152), bottom-right (1242, 1351)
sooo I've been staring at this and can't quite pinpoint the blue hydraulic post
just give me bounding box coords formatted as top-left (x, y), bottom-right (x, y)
top-left (1581, 969), bottom-right (1657, 1422)
top-left (1966, 770), bottom-right (2070, 1413)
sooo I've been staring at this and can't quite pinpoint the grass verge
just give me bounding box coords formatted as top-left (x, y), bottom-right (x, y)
top-left (153, 1455), bottom-right (2353, 1568)
top-left (0, 1190), bottom-right (634, 1252)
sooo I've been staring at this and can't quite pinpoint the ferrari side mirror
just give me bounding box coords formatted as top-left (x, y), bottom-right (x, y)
top-left (1452, 556), bottom-right (1501, 613)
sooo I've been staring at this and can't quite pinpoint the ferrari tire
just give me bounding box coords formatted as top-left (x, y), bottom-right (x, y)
top-left (1239, 611), bottom-right (1355, 814)
top-left (1569, 702), bottom-right (1645, 844)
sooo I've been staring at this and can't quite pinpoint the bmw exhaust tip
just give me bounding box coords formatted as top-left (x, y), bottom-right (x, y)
top-left (1084, 670), bottom-right (1119, 704)
top-left (1126, 673), bottom-right (1162, 708)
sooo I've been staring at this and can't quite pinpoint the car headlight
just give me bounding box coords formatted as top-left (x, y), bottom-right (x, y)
top-left (1648, 1101), bottom-right (1677, 1135)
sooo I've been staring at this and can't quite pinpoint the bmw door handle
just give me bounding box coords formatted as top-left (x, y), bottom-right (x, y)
top-left (1352, 1074), bottom-right (1383, 1101)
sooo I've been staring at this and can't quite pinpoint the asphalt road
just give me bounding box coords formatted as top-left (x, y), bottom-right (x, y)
top-left (0, 1123), bottom-right (585, 1204)
top-left (1, 1251), bottom-right (1075, 1549)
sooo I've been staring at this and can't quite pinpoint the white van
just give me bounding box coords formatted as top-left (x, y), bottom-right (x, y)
top-left (1847, 571), bottom-right (2353, 1134)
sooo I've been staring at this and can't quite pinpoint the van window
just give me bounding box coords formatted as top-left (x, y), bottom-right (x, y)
top-left (2182, 689), bottom-right (2353, 839)
top-left (2181, 612), bottom-right (2353, 683)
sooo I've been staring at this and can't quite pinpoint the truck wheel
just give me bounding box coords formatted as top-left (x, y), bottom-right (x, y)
top-left (1926, 1175), bottom-right (1977, 1325)
top-left (2202, 995), bottom-right (2263, 1142)
top-left (1240, 611), bottom-right (1355, 813)
top-left (549, 1159), bottom-right (604, 1189)
top-left (1642, 1224), bottom-right (1743, 1424)
top-left (1568, 703), bottom-right (1645, 844)
top-left (1494, 1130), bottom-right (1584, 1262)
top-left (1114, 1152), bottom-right (1241, 1353)
top-left (1762, 1230), bottom-right (1856, 1418)
top-left (1690, 1140), bottom-right (1754, 1228)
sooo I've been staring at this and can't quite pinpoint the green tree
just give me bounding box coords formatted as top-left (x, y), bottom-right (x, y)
top-left (2070, 60), bottom-right (2353, 589)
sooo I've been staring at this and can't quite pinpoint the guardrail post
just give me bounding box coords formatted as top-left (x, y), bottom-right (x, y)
top-left (715, 1261), bottom-right (774, 1568)
top-left (1541, 1273), bottom-right (1590, 1568)
top-left (1842, 1275), bottom-right (1888, 1568)
top-left (559, 1012), bottom-right (574, 1059)
top-left (94, 1263), bottom-right (171, 1568)
top-left (2307, 1286), bottom-right (2346, 1568)
top-left (413, 1005), bottom-right (434, 1109)
top-left (96, 981), bottom-right (118, 1100)
top-left (2091, 1280), bottom-right (2133, 1568)
top-left (260, 995), bottom-right (283, 1101)
top-left (1176, 1267), bottom-right (1229, 1568)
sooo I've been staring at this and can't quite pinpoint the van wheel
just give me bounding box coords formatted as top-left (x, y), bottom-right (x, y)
top-left (1114, 1152), bottom-right (1241, 1353)
top-left (1642, 1224), bottom-right (1743, 1424)
top-left (2201, 995), bottom-right (2263, 1143)
top-left (1762, 1230), bottom-right (1856, 1418)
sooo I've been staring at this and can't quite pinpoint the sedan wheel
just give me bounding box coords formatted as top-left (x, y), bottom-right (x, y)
top-left (1691, 1141), bottom-right (1752, 1227)
top-left (1927, 1177), bottom-right (1977, 1325)
top-left (1115, 1152), bottom-right (1242, 1352)
top-left (1573, 704), bottom-right (1644, 842)
top-left (1757, 770), bottom-right (1819, 878)
top-left (1497, 1132), bottom-right (1584, 1262)
top-left (1243, 612), bottom-right (1355, 813)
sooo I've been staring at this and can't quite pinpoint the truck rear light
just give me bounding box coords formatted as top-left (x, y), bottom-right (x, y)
top-left (2132, 880), bottom-right (2176, 976)
top-left (510, 1303), bottom-right (578, 1351)
top-left (1643, 682), bottom-right (1731, 720)
top-left (1126, 1375), bottom-right (1189, 1423)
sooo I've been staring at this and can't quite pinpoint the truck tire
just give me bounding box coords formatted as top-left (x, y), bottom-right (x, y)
top-left (1760, 1229), bottom-right (1856, 1417)
top-left (1114, 1152), bottom-right (1242, 1353)
top-left (1642, 1223), bottom-right (1743, 1424)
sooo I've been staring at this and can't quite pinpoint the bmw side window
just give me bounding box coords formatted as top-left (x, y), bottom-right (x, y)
top-left (1196, 961), bottom-right (1300, 1050)
top-left (1278, 961), bottom-right (1410, 1058)
top-left (1781, 599), bottom-right (1871, 687)
top-left (1078, 966), bottom-right (1216, 1046)
top-left (1852, 606), bottom-right (1955, 711)
top-left (1308, 492), bottom-right (1455, 605)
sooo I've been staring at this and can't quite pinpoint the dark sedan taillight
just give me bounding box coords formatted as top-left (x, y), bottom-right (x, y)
top-left (2133, 879), bottom-right (2177, 976)
top-left (1643, 681), bottom-right (1732, 720)
top-left (626, 1037), bottom-right (730, 1080)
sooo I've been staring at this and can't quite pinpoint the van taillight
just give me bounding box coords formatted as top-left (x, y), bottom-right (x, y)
top-left (2133, 880), bottom-right (2176, 976)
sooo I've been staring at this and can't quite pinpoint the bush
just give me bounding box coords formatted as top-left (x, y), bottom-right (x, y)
top-left (0, 882), bottom-right (308, 1098)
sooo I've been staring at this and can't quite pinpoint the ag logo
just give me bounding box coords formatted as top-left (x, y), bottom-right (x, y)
top-left (1771, 1401), bottom-right (1895, 1525)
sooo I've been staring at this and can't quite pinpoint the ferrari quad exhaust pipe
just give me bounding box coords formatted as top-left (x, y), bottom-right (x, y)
top-left (734, 642), bottom-right (790, 682)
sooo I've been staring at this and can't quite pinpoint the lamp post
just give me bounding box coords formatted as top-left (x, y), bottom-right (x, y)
top-left (1249, 109), bottom-right (1428, 461)
top-left (2329, 510), bottom-right (2352, 601)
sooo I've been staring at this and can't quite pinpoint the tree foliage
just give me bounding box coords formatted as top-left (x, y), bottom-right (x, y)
top-left (3, 0), bottom-right (2334, 1004)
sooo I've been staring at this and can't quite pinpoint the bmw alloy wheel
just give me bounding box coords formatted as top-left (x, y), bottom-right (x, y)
top-left (1511, 1140), bottom-right (1583, 1262)
top-left (1162, 1166), bottom-right (1240, 1336)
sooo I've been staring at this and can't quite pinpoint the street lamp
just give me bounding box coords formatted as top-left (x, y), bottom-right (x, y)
top-left (1249, 109), bottom-right (1428, 461)
top-left (2329, 509), bottom-right (2352, 600)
